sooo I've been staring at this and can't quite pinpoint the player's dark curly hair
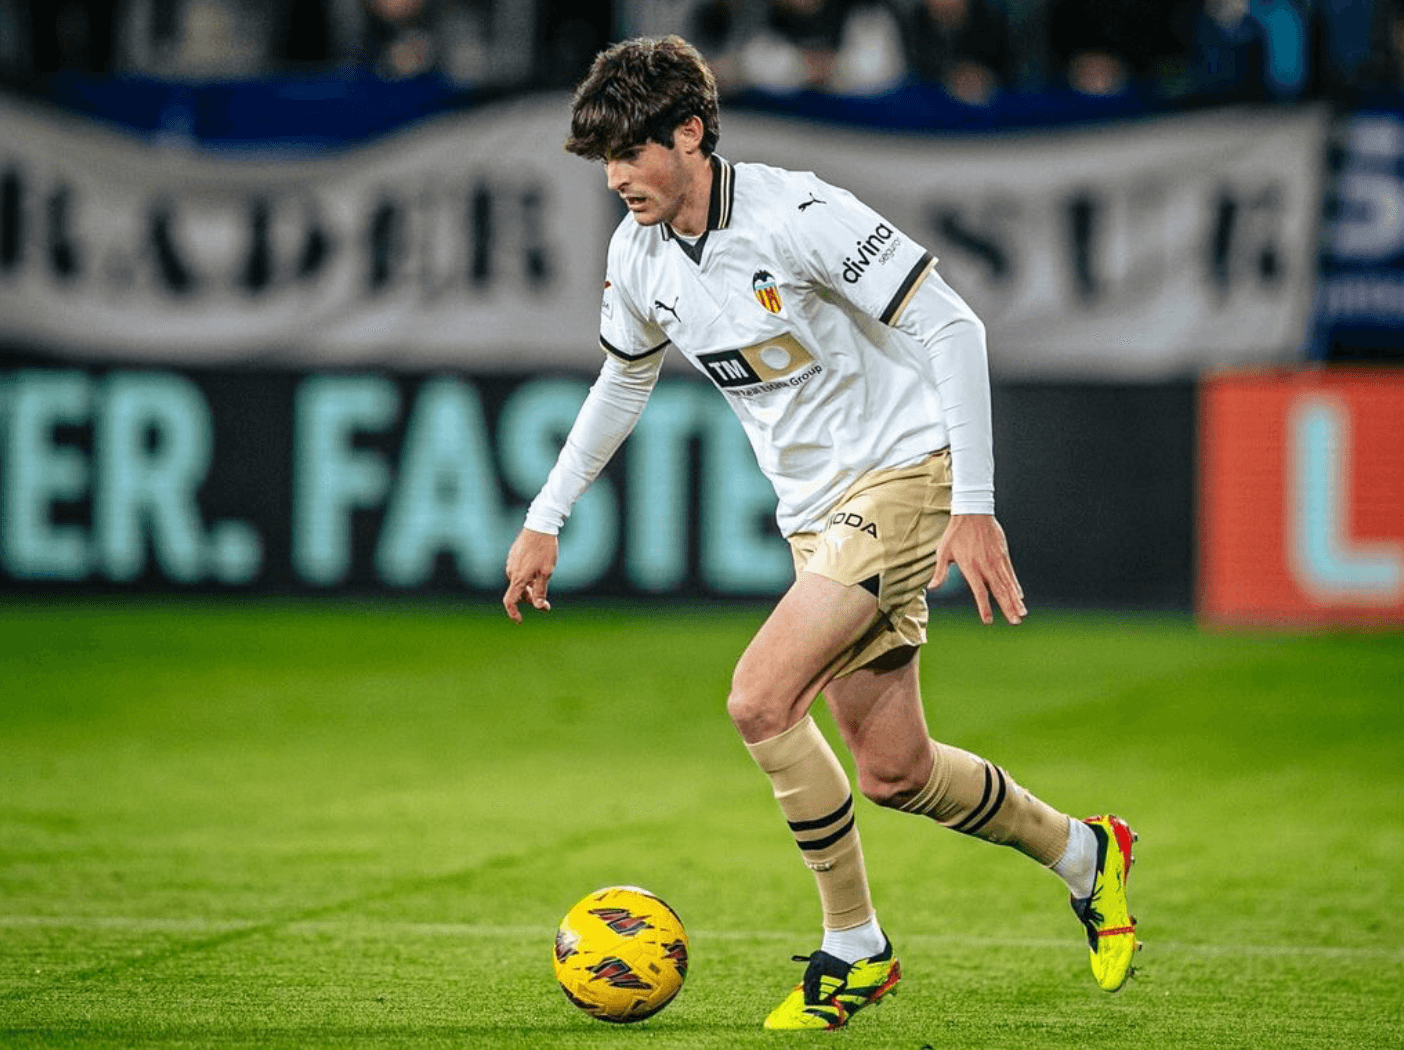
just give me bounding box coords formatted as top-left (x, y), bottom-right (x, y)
top-left (565, 36), bottom-right (720, 161)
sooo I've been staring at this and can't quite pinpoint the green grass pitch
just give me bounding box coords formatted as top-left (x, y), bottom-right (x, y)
top-left (1, 598), bottom-right (1401, 1049)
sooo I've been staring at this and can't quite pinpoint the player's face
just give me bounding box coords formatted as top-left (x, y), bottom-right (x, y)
top-left (605, 140), bottom-right (694, 230)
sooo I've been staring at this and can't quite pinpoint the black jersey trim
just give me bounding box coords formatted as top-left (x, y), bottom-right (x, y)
top-left (600, 334), bottom-right (670, 361)
top-left (711, 154), bottom-right (734, 230)
top-left (673, 231), bottom-right (709, 265)
top-left (879, 252), bottom-right (936, 326)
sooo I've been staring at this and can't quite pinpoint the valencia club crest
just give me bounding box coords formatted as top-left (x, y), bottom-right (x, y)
top-left (752, 269), bottom-right (783, 314)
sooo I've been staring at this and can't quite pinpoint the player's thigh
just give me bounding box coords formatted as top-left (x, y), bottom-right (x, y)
top-left (729, 570), bottom-right (881, 741)
top-left (798, 450), bottom-right (951, 678)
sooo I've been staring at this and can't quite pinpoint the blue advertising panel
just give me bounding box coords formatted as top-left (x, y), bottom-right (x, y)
top-left (1314, 107), bottom-right (1404, 361)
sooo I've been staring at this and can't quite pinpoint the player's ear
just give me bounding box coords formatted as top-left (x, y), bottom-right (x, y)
top-left (675, 115), bottom-right (704, 153)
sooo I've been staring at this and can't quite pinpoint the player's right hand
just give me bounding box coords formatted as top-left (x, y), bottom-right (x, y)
top-left (503, 528), bottom-right (559, 623)
top-left (931, 513), bottom-right (1026, 626)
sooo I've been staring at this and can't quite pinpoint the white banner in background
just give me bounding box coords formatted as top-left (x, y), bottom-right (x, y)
top-left (0, 95), bottom-right (1328, 378)
top-left (0, 92), bottom-right (614, 371)
top-left (724, 105), bottom-right (1329, 379)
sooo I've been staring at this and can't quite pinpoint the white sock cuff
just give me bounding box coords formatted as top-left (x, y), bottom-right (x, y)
top-left (820, 914), bottom-right (885, 964)
top-left (1052, 816), bottom-right (1098, 899)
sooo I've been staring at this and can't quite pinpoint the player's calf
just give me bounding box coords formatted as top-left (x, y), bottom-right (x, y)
top-left (894, 739), bottom-right (1069, 865)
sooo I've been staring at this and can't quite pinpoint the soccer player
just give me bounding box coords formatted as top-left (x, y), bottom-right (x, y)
top-left (502, 35), bottom-right (1138, 1030)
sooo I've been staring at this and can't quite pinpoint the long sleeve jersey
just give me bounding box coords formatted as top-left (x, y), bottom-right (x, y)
top-left (526, 155), bottom-right (994, 539)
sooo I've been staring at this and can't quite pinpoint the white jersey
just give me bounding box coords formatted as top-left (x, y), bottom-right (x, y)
top-left (526, 155), bottom-right (994, 539)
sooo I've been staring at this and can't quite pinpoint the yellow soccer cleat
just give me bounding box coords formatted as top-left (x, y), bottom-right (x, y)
top-left (1071, 814), bottom-right (1139, 992)
top-left (762, 937), bottom-right (901, 1030)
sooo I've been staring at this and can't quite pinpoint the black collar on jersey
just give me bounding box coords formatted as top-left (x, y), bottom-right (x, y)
top-left (661, 154), bottom-right (734, 265)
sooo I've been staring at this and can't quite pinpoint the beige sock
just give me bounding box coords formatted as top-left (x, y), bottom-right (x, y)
top-left (745, 715), bottom-right (875, 931)
top-left (898, 739), bottom-right (1070, 866)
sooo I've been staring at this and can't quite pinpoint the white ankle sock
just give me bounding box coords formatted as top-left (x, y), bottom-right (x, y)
top-left (820, 915), bottom-right (885, 963)
top-left (1052, 817), bottom-right (1098, 899)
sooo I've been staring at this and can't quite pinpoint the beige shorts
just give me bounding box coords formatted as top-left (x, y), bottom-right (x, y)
top-left (787, 449), bottom-right (952, 678)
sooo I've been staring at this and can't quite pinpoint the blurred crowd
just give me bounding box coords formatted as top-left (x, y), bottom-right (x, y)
top-left (667, 0), bottom-right (1404, 104)
top-left (1, 0), bottom-right (1402, 106)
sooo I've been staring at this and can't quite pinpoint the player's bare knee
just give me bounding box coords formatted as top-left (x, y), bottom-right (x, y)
top-left (855, 753), bottom-right (930, 809)
top-left (726, 687), bottom-right (788, 742)
top-left (857, 768), bottom-right (924, 809)
top-left (726, 670), bottom-right (797, 743)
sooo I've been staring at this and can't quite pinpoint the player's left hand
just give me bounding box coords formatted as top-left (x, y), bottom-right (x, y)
top-left (930, 513), bottom-right (1026, 625)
